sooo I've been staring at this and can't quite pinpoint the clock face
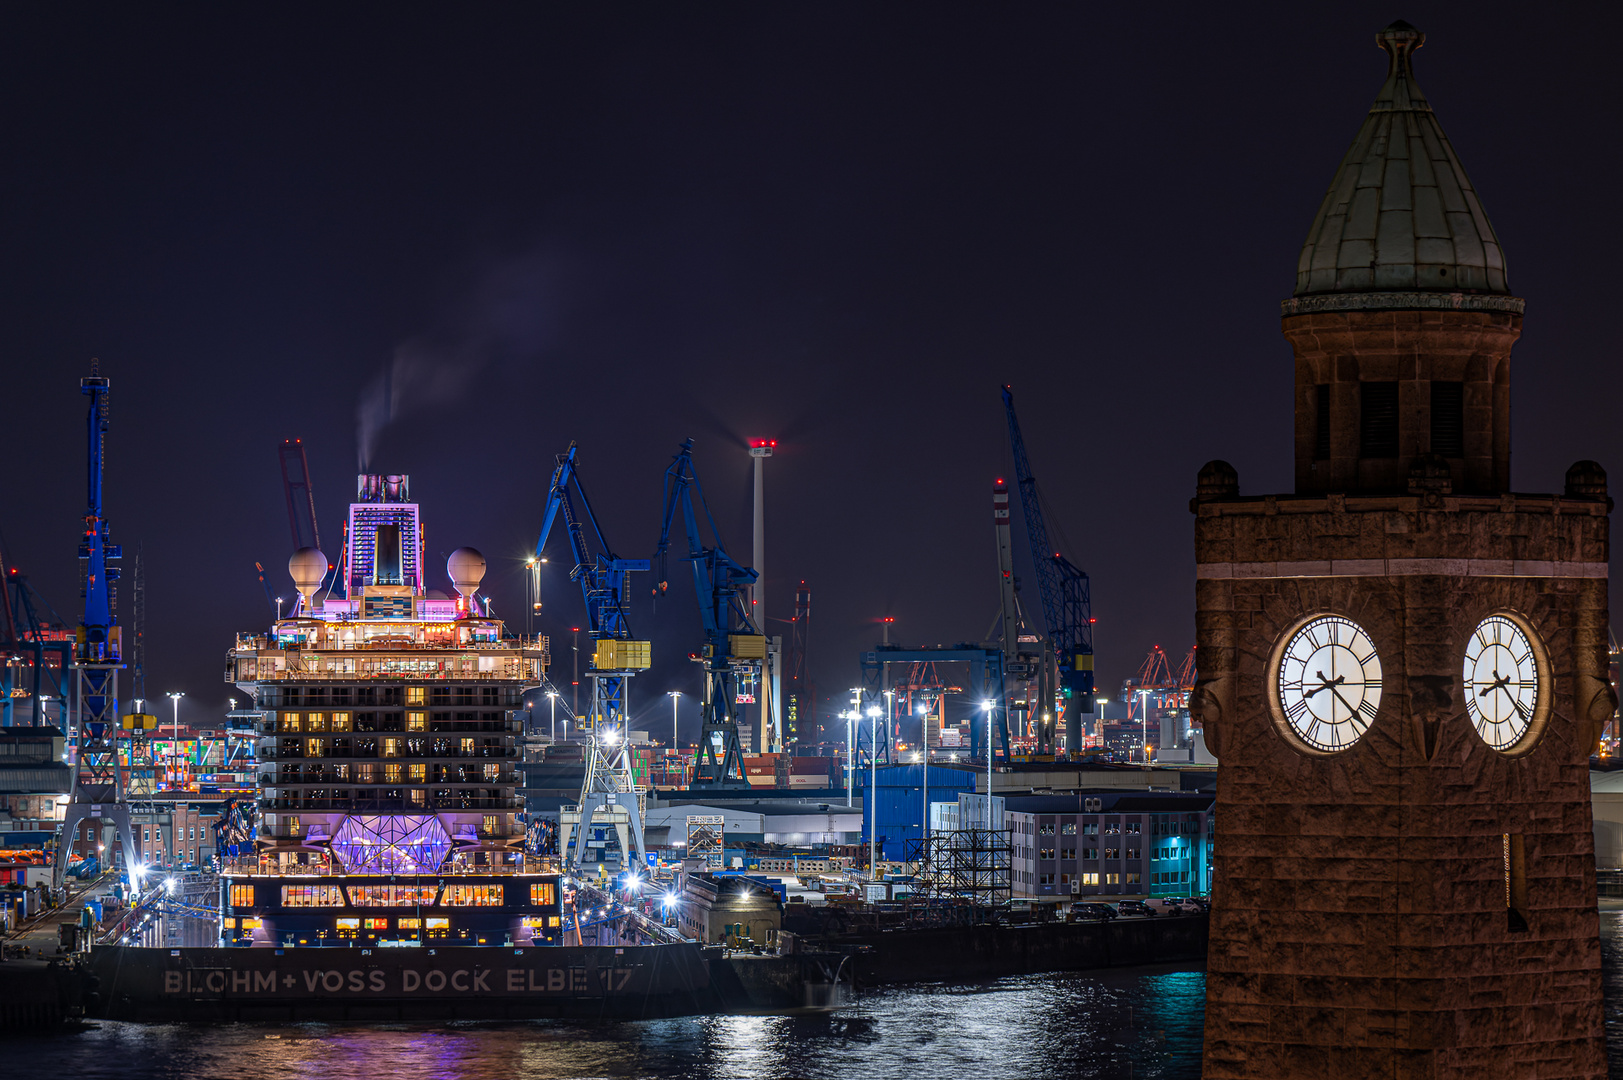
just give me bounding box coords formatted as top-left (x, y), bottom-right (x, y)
top-left (1462, 615), bottom-right (1540, 750)
top-left (1275, 615), bottom-right (1383, 752)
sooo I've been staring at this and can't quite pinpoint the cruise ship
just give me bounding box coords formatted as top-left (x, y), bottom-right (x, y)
top-left (220, 473), bottom-right (559, 948)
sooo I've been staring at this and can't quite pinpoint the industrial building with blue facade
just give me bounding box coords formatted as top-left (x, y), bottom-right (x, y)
top-left (852, 763), bottom-right (980, 861)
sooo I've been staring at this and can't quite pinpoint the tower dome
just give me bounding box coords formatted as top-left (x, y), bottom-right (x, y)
top-left (1288, 22), bottom-right (1520, 313)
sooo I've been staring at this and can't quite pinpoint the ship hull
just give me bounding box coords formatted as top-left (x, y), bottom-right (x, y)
top-left (86, 941), bottom-right (805, 1021)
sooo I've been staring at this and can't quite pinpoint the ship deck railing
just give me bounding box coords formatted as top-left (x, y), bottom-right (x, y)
top-left (233, 633), bottom-right (552, 653)
top-left (258, 796), bottom-right (526, 812)
top-left (236, 668), bottom-right (543, 682)
top-left (218, 857), bottom-right (562, 878)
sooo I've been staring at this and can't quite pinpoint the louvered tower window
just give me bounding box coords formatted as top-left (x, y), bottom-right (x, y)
top-left (1360, 382), bottom-right (1399, 459)
top-left (1431, 381), bottom-right (1464, 458)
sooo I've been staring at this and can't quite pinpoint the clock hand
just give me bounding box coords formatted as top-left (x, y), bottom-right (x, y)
top-left (1488, 680), bottom-right (1529, 721)
top-left (1328, 685), bottom-right (1359, 718)
top-left (1305, 672), bottom-right (1346, 696)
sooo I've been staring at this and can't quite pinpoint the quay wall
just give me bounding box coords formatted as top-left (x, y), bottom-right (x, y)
top-left (840, 915), bottom-right (1209, 985)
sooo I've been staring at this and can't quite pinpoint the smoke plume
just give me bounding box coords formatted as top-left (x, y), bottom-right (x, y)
top-left (355, 250), bottom-right (566, 470)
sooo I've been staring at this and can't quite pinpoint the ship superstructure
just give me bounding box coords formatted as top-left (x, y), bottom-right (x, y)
top-left (221, 473), bottom-right (559, 947)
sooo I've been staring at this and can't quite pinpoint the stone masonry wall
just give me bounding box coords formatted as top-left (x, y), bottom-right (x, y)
top-left (1196, 489), bottom-right (1609, 1079)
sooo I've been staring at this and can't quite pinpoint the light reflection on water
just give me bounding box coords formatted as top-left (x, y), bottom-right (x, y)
top-left (4, 962), bottom-right (1207, 1080)
top-left (10, 939), bottom-right (1623, 1080)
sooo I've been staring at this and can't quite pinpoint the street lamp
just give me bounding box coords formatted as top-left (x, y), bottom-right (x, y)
top-left (1139, 688), bottom-right (1151, 764)
top-left (917, 701), bottom-right (931, 843)
top-left (526, 557), bottom-right (537, 637)
top-left (866, 705), bottom-right (882, 876)
top-left (667, 691), bottom-right (682, 748)
top-left (846, 689), bottom-right (860, 808)
top-left (546, 690), bottom-right (558, 740)
top-left (167, 692), bottom-right (184, 788)
top-left (982, 698), bottom-right (996, 815)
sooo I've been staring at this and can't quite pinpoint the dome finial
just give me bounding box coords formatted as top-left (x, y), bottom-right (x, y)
top-left (1378, 20), bottom-right (1424, 68)
top-left (1370, 20), bottom-right (1428, 114)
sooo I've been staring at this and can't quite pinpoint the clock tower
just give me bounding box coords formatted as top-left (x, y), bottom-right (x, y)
top-left (1196, 22), bottom-right (1610, 1078)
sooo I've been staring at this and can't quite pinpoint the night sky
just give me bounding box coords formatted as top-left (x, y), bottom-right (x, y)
top-left (3, 6), bottom-right (1620, 741)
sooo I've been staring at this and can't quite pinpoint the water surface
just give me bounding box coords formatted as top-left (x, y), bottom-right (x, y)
top-left (11, 925), bottom-right (1623, 1080)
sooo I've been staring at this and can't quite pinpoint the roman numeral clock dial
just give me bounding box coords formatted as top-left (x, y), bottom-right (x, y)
top-left (1272, 615), bottom-right (1384, 752)
top-left (1462, 615), bottom-right (1543, 751)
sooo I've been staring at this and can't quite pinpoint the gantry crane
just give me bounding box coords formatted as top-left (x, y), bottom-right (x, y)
top-left (653, 439), bottom-right (760, 789)
top-left (536, 443), bottom-right (650, 872)
top-left (1001, 385), bottom-right (1095, 755)
top-left (1123, 645), bottom-right (1197, 759)
top-left (0, 555), bottom-right (74, 728)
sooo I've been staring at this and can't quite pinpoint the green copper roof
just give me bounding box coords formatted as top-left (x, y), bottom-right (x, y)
top-left (1294, 22), bottom-right (1510, 300)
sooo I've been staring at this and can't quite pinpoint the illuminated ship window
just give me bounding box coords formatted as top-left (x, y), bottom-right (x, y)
top-left (397, 918), bottom-right (421, 930)
top-left (426, 917), bottom-right (449, 930)
top-left (330, 814), bottom-right (451, 875)
top-left (279, 713), bottom-right (302, 733)
top-left (442, 884), bottom-right (504, 907)
top-left (229, 884), bottom-right (254, 907)
top-left (530, 883), bottom-right (556, 905)
top-left (407, 687), bottom-right (426, 705)
top-left (330, 712), bottom-right (351, 732)
top-left (281, 885), bottom-right (345, 907)
top-left (365, 918), bottom-right (388, 931)
top-left (348, 884), bottom-right (438, 907)
top-left (407, 712), bottom-right (426, 731)
top-left (335, 918), bottom-right (360, 930)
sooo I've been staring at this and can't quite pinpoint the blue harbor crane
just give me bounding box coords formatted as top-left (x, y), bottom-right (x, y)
top-left (536, 442), bottom-right (650, 871)
top-left (54, 362), bottom-right (140, 888)
top-left (1001, 385), bottom-right (1095, 756)
top-left (653, 439), bottom-right (759, 789)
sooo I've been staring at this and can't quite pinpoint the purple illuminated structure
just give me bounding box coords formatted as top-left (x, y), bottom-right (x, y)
top-left (331, 814), bottom-right (452, 875)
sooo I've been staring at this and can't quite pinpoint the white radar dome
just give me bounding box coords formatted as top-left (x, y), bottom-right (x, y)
top-left (447, 547), bottom-right (487, 600)
top-left (288, 548), bottom-right (328, 609)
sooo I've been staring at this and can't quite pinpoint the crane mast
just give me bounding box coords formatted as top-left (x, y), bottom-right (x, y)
top-left (54, 361), bottom-right (139, 889)
top-left (654, 439), bottom-right (759, 789)
top-left (536, 442), bottom-right (650, 872)
top-left (1001, 385), bottom-right (1095, 756)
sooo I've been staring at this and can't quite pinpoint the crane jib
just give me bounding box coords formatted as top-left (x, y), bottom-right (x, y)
top-left (1001, 385), bottom-right (1094, 710)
